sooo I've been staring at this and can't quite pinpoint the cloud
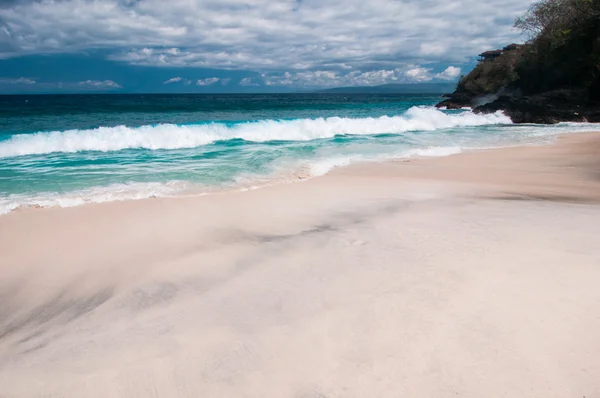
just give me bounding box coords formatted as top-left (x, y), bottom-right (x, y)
top-left (163, 76), bottom-right (182, 84)
top-left (0, 77), bottom-right (36, 84)
top-left (239, 77), bottom-right (261, 87)
top-left (419, 43), bottom-right (447, 57)
top-left (196, 77), bottom-right (220, 86)
top-left (404, 67), bottom-right (434, 83)
top-left (0, 0), bottom-right (534, 77)
top-left (163, 76), bottom-right (192, 84)
top-left (435, 66), bottom-right (462, 80)
top-left (77, 80), bottom-right (121, 88)
top-left (261, 64), bottom-right (462, 87)
top-left (0, 78), bottom-right (123, 91)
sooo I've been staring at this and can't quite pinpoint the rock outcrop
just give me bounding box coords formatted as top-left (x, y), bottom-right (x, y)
top-left (436, 92), bottom-right (475, 110)
top-left (439, 88), bottom-right (600, 124)
top-left (474, 90), bottom-right (600, 124)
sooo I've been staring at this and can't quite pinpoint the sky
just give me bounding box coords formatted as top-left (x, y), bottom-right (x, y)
top-left (0, 0), bottom-right (534, 93)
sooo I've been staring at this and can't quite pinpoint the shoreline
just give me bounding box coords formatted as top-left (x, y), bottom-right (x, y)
top-left (333, 131), bottom-right (600, 203)
top-left (1, 131), bottom-right (600, 397)
top-left (3, 130), bottom-right (600, 217)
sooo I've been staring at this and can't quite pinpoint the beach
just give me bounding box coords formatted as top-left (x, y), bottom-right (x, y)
top-left (1, 132), bottom-right (600, 397)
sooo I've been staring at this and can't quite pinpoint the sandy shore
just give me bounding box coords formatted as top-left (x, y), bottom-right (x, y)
top-left (1, 132), bottom-right (600, 397)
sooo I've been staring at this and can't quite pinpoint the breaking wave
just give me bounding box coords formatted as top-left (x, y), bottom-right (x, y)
top-left (0, 107), bottom-right (511, 158)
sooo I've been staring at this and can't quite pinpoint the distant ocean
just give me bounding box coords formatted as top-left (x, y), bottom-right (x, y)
top-left (0, 93), bottom-right (597, 213)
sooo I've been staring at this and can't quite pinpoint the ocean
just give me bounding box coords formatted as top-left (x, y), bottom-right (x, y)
top-left (0, 93), bottom-right (597, 214)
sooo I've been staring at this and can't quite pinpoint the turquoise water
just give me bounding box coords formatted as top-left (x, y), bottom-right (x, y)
top-left (0, 93), bottom-right (597, 213)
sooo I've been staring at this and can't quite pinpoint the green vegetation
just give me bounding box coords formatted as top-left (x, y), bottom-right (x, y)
top-left (457, 50), bottom-right (521, 95)
top-left (457, 0), bottom-right (600, 98)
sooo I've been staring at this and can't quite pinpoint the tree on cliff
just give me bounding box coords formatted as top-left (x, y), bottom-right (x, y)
top-left (515, 0), bottom-right (600, 41)
top-left (450, 0), bottom-right (600, 98)
top-left (438, 0), bottom-right (600, 122)
top-left (514, 0), bottom-right (600, 95)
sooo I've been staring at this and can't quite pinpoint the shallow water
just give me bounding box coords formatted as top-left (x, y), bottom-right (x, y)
top-left (0, 93), bottom-right (598, 213)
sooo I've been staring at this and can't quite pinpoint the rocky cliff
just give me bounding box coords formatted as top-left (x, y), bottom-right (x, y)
top-left (438, 0), bottom-right (600, 124)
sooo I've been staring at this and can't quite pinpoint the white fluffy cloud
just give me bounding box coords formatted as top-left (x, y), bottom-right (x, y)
top-left (77, 80), bottom-right (121, 88)
top-left (196, 77), bottom-right (221, 86)
top-left (435, 66), bottom-right (462, 80)
top-left (239, 77), bottom-right (261, 87)
top-left (404, 68), bottom-right (434, 83)
top-left (261, 64), bottom-right (462, 87)
top-left (0, 0), bottom-right (532, 87)
top-left (163, 77), bottom-right (192, 84)
top-left (163, 76), bottom-right (182, 84)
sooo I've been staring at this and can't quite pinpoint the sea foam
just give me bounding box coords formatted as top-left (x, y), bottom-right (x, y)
top-left (0, 144), bottom-right (467, 214)
top-left (0, 181), bottom-right (197, 214)
top-left (0, 107), bottom-right (511, 158)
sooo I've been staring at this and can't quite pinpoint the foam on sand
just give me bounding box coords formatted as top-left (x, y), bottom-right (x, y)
top-left (0, 181), bottom-right (197, 214)
top-left (1, 133), bottom-right (600, 397)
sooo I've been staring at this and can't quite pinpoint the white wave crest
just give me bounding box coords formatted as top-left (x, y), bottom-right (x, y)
top-left (0, 107), bottom-right (511, 158)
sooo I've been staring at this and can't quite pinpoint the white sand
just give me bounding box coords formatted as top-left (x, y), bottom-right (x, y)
top-left (1, 133), bottom-right (600, 397)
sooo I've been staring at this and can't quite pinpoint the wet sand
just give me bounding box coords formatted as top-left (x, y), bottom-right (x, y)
top-left (1, 132), bottom-right (600, 397)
